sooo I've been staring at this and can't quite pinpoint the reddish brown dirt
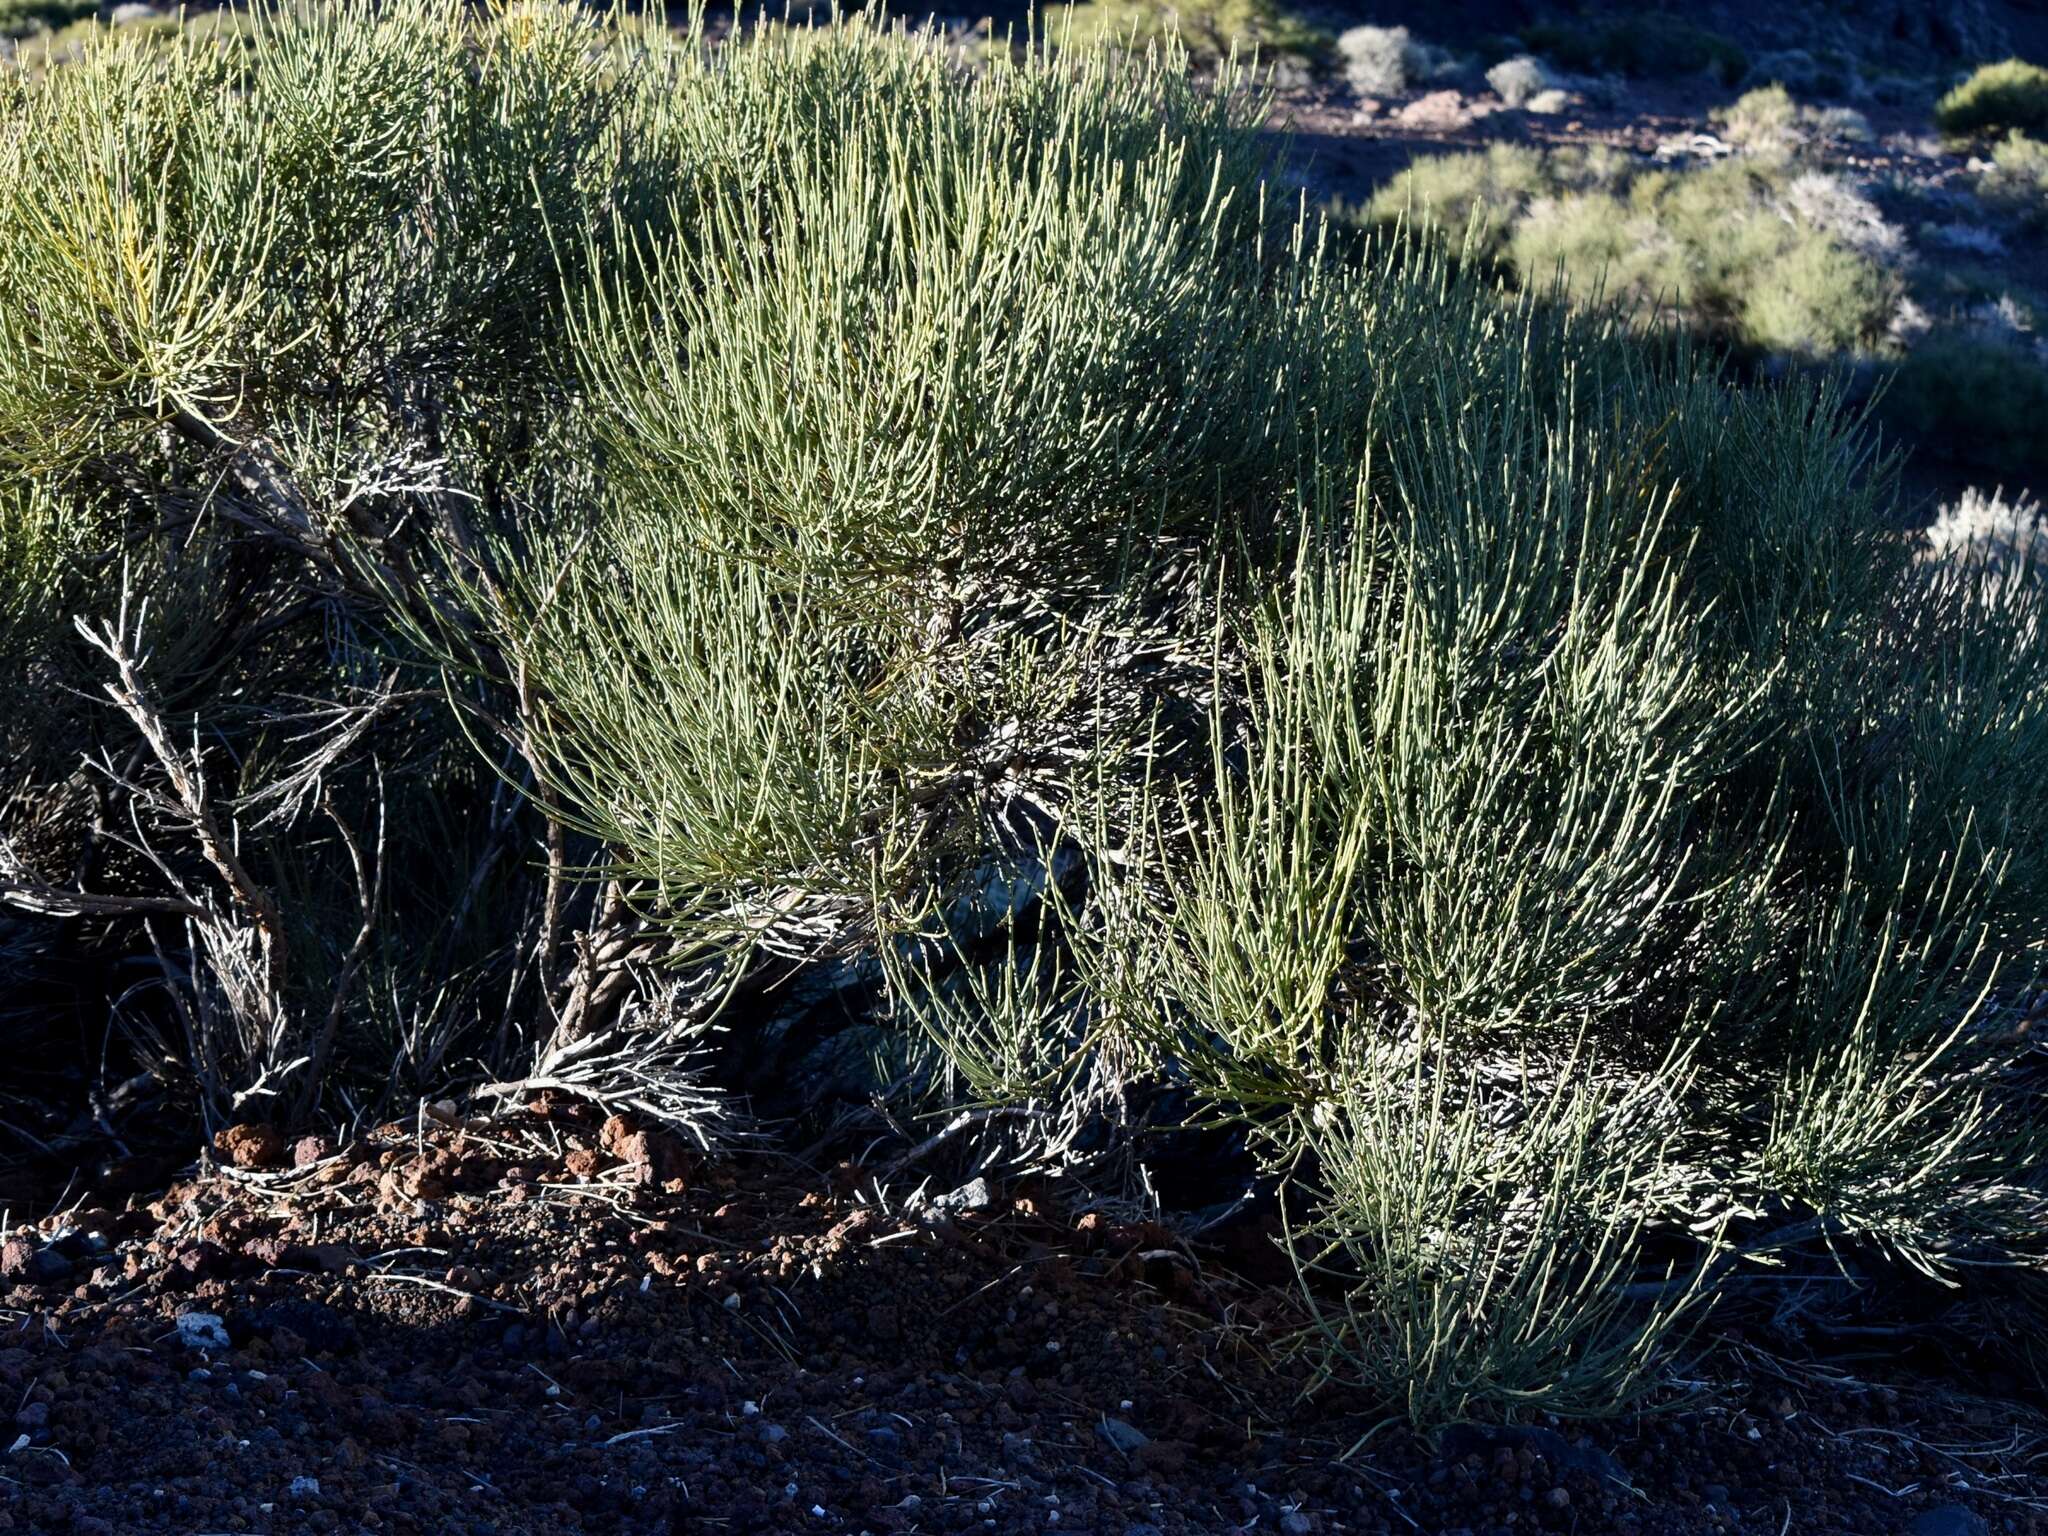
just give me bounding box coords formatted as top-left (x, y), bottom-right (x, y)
top-left (1, 1106), bottom-right (2044, 1534)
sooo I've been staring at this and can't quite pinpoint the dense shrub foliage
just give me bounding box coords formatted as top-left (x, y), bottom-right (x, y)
top-left (1360, 144), bottom-right (1902, 356)
top-left (2, 2), bottom-right (2045, 1426)
top-left (1977, 130), bottom-right (2048, 228)
top-left (1936, 57), bottom-right (2048, 139)
top-left (1042, 0), bottom-right (1328, 69)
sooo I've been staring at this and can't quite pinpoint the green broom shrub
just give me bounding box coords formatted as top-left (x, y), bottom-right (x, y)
top-left (1937, 57), bottom-right (2048, 140)
top-left (0, 1), bottom-right (2042, 1428)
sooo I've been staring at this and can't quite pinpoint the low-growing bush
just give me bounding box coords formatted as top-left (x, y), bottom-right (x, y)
top-left (1978, 131), bottom-right (2048, 229)
top-left (1359, 141), bottom-right (1591, 266)
top-left (1333, 22), bottom-right (1456, 96)
top-left (1715, 82), bottom-right (1800, 152)
top-left (2, 0), bottom-right (2045, 1430)
top-left (1044, 0), bottom-right (1328, 68)
top-left (1367, 149), bottom-right (1903, 356)
top-left (1937, 57), bottom-right (2048, 139)
top-left (1485, 52), bottom-right (1554, 108)
top-left (1334, 23), bottom-right (1408, 94)
top-left (1924, 486), bottom-right (2048, 570)
top-left (1714, 84), bottom-right (1872, 157)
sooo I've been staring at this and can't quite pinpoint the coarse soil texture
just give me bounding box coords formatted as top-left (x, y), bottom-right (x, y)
top-left (2, 1103), bottom-right (2044, 1535)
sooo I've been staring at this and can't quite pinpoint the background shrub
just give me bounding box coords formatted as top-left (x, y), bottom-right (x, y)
top-left (1936, 57), bottom-right (2048, 139)
top-left (1924, 486), bottom-right (2048, 570)
top-left (0, 0), bottom-right (91, 38)
top-left (1336, 22), bottom-right (1419, 95)
top-left (1359, 141), bottom-right (1561, 266)
top-left (1368, 149), bottom-right (1903, 357)
top-left (1977, 131), bottom-right (2048, 228)
top-left (1714, 85), bottom-right (1872, 158)
top-left (1744, 46), bottom-right (1864, 100)
top-left (1485, 52), bottom-right (1554, 108)
top-left (1043, 0), bottom-right (1329, 68)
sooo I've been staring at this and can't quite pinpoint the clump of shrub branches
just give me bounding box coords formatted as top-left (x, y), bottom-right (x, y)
top-left (1937, 57), bottom-right (2048, 141)
top-left (1357, 141), bottom-right (1905, 357)
top-left (2, 1), bottom-right (2044, 1428)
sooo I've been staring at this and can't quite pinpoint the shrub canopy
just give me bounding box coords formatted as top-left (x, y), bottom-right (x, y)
top-left (1937, 57), bottom-right (2048, 139)
top-left (1, 0), bottom-right (2044, 1427)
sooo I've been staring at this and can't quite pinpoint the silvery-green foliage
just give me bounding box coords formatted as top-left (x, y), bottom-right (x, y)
top-left (1924, 486), bottom-right (2047, 570)
top-left (0, 0), bottom-right (2043, 1427)
top-left (1486, 53), bottom-right (1555, 107)
top-left (1336, 24), bottom-right (1410, 95)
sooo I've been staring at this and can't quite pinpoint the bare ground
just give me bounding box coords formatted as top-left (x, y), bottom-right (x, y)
top-left (2, 1103), bottom-right (2045, 1535)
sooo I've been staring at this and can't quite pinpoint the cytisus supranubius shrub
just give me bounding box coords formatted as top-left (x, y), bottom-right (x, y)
top-left (0, 1), bottom-right (2042, 1425)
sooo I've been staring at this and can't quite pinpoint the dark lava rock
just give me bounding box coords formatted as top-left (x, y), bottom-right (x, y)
top-left (239, 1298), bottom-right (357, 1354)
top-left (1439, 1423), bottom-right (1632, 1490)
top-left (1099, 1417), bottom-right (1151, 1454)
top-left (1910, 1508), bottom-right (1991, 1536)
top-left (172, 1241), bottom-right (232, 1284)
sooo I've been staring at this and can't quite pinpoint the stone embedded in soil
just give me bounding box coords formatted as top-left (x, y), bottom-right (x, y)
top-left (292, 1134), bottom-right (336, 1166)
top-left (240, 1235), bottom-right (302, 1268)
top-left (1, 1235), bottom-right (70, 1283)
top-left (1098, 1416), bottom-right (1150, 1454)
top-left (932, 1176), bottom-right (992, 1213)
top-left (213, 1122), bottom-right (285, 1169)
top-left (599, 1112), bottom-right (686, 1184)
top-left (172, 1240), bottom-right (230, 1283)
top-left (1913, 1508), bottom-right (1992, 1536)
top-left (174, 1311), bottom-right (231, 1350)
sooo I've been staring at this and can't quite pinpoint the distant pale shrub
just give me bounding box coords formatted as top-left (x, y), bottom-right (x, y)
top-left (1920, 219), bottom-right (2009, 255)
top-left (1783, 172), bottom-right (1905, 260)
top-left (1716, 83), bottom-right (1799, 152)
top-left (1334, 23), bottom-right (1457, 95)
top-left (1715, 85), bottom-right (1871, 157)
top-left (1937, 58), bottom-right (2048, 139)
top-left (1978, 131), bottom-right (2048, 229)
top-left (1809, 105), bottom-right (1873, 141)
top-left (1923, 486), bottom-right (2048, 570)
top-left (1485, 53), bottom-right (1554, 108)
top-left (1336, 23), bottom-right (1407, 94)
top-left (1382, 148), bottom-right (1902, 356)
